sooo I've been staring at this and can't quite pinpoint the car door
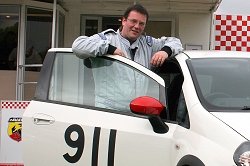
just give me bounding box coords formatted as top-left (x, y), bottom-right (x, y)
top-left (22, 49), bottom-right (177, 166)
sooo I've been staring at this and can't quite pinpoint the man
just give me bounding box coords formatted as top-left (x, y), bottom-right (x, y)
top-left (72, 3), bottom-right (183, 69)
top-left (72, 4), bottom-right (183, 111)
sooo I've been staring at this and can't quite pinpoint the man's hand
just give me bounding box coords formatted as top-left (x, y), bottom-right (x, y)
top-left (150, 51), bottom-right (168, 67)
top-left (113, 48), bottom-right (126, 57)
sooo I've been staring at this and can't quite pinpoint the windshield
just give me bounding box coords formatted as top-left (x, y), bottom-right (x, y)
top-left (188, 58), bottom-right (250, 111)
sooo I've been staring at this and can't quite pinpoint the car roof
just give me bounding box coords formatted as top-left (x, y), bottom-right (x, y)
top-left (48, 48), bottom-right (73, 52)
top-left (182, 50), bottom-right (250, 59)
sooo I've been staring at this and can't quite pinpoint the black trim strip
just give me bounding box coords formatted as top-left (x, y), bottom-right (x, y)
top-left (108, 129), bottom-right (117, 166)
top-left (92, 127), bottom-right (101, 166)
top-left (34, 52), bottom-right (56, 100)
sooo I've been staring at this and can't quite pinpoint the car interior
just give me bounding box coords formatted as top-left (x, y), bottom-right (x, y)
top-left (156, 58), bottom-right (189, 128)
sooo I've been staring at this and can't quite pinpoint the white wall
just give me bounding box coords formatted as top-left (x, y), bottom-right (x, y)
top-left (216, 0), bottom-right (250, 15)
top-left (65, 10), bottom-right (212, 51)
top-left (179, 13), bottom-right (212, 50)
top-left (64, 9), bottom-right (81, 47)
top-left (0, 71), bottom-right (39, 101)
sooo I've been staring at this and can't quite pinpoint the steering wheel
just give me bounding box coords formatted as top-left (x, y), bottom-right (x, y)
top-left (204, 92), bottom-right (232, 103)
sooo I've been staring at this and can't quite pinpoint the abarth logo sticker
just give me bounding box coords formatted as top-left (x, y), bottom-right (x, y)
top-left (8, 117), bottom-right (22, 142)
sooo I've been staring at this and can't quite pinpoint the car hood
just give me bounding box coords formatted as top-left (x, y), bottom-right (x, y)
top-left (211, 112), bottom-right (250, 139)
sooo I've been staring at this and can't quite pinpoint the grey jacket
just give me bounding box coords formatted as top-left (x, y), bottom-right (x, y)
top-left (72, 29), bottom-right (183, 111)
top-left (72, 29), bottom-right (183, 69)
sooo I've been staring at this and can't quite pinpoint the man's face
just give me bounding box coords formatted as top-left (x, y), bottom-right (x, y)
top-left (121, 10), bottom-right (147, 43)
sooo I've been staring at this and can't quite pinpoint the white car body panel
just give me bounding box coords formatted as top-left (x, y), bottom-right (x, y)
top-left (211, 112), bottom-right (250, 139)
top-left (23, 101), bottom-right (176, 166)
top-left (22, 49), bottom-right (250, 166)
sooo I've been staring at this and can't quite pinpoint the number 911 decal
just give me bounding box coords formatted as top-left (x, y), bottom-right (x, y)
top-left (63, 124), bottom-right (117, 165)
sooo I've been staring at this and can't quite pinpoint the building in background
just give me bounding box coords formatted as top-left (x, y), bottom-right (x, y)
top-left (213, 0), bottom-right (250, 52)
top-left (0, 0), bottom-right (221, 102)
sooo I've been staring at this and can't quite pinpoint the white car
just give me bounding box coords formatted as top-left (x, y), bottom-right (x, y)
top-left (22, 48), bottom-right (250, 166)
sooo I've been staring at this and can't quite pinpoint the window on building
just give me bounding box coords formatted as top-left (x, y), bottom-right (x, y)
top-left (26, 7), bottom-right (53, 67)
top-left (0, 5), bottom-right (19, 70)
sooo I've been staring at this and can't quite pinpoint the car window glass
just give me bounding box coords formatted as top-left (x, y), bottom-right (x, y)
top-left (188, 58), bottom-right (250, 110)
top-left (166, 74), bottom-right (184, 121)
top-left (176, 91), bottom-right (190, 128)
top-left (48, 53), bottom-right (161, 113)
top-left (196, 75), bottom-right (213, 95)
top-left (48, 53), bottom-right (88, 105)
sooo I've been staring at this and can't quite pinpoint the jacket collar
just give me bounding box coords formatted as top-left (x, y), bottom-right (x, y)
top-left (117, 29), bottom-right (141, 49)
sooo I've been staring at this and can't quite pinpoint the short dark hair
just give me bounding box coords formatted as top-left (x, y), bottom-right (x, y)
top-left (123, 4), bottom-right (149, 22)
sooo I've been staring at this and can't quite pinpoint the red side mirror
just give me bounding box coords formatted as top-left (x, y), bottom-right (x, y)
top-left (130, 96), bottom-right (164, 116)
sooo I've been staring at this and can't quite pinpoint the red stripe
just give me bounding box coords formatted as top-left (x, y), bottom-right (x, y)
top-left (0, 164), bottom-right (23, 166)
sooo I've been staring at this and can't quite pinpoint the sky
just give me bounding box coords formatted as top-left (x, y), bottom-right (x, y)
top-left (216, 0), bottom-right (250, 15)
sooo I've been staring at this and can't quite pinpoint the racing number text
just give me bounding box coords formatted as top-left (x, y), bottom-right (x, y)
top-left (63, 124), bottom-right (117, 166)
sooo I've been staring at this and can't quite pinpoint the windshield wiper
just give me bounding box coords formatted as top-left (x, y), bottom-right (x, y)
top-left (241, 106), bottom-right (250, 110)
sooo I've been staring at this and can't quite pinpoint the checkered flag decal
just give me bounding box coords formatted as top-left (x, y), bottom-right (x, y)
top-left (214, 14), bottom-right (250, 51)
top-left (1, 101), bottom-right (30, 109)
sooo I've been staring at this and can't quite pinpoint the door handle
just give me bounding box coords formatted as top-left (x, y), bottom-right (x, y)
top-left (32, 113), bottom-right (55, 125)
